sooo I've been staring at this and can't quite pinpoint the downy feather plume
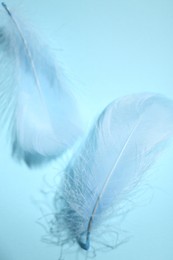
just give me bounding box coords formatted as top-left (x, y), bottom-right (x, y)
top-left (51, 93), bottom-right (173, 252)
top-left (0, 2), bottom-right (81, 167)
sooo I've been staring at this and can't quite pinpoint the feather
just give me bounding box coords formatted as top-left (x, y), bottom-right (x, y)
top-left (0, 3), bottom-right (81, 167)
top-left (51, 93), bottom-right (173, 251)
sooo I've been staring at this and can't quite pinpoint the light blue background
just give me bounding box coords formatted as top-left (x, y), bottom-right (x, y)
top-left (0, 0), bottom-right (173, 259)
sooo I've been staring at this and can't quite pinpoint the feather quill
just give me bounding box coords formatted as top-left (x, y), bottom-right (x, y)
top-left (0, 3), bottom-right (81, 167)
top-left (51, 93), bottom-right (173, 251)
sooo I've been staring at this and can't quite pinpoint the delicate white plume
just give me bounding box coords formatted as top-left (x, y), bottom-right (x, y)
top-left (51, 93), bottom-right (173, 251)
top-left (0, 3), bottom-right (82, 167)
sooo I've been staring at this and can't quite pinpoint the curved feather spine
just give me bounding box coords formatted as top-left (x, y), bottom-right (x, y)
top-left (2, 2), bottom-right (46, 113)
top-left (87, 119), bottom-right (141, 236)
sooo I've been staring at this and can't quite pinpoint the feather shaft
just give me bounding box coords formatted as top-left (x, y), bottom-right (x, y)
top-left (2, 2), bottom-right (46, 109)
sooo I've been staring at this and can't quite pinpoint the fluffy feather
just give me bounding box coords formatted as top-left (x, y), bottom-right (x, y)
top-left (51, 93), bottom-right (173, 251)
top-left (0, 3), bottom-right (81, 167)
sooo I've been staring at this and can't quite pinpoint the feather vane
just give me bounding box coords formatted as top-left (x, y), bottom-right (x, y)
top-left (52, 93), bottom-right (173, 250)
top-left (0, 3), bottom-right (81, 167)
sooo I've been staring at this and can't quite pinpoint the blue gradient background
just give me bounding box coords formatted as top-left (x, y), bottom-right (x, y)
top-left (0, 0), bottom-right (173, 259)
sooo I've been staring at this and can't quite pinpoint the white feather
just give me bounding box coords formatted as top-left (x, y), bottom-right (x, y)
top-left (51, 93), bottom-right (173, 251)
top-left (0, 3), bottom-right (82, 167)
